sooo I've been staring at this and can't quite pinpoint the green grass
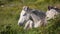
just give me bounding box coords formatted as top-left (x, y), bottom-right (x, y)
top-left (0, 0), bottom-right (60, 34)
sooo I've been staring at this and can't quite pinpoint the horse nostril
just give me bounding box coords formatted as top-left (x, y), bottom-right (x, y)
top-left (18, 23), bottom-right (23, 26)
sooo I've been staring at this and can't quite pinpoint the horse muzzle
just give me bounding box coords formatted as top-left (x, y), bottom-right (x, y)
top-left (18, 23), bottom-right (24, 26)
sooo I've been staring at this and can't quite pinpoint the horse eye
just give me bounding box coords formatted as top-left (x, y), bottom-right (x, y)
top-left (23, 13), bottom-right (27, 16)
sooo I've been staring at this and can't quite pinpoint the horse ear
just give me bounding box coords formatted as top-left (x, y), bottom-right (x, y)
top-left (48, 6), bottom-right (54, 10)
top-left (23, 6), bottom-right (29, 11)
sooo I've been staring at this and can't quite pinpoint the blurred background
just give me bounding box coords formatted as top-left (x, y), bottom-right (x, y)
top-left (0, 0), bottom-right (60, 34)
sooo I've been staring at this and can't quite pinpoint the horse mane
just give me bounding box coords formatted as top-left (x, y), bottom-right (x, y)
top-left (31, 9), bottom-right (46, 18)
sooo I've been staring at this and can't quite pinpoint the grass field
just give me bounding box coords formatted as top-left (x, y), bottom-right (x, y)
top-left (0, 0), bottom-right (60, 34)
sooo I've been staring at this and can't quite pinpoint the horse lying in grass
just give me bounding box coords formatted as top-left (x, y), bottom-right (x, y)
top-left (18, 6), bottom-right (47, 29)
top-left (18, 6), bottom-right (60, 29)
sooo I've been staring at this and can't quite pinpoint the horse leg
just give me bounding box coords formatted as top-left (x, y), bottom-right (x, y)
top-left (24, 20), bottom-right (33, 29)
top-left (40, 18), bottom-right (47, 27)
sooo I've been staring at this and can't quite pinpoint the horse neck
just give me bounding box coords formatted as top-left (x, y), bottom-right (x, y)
top-left (31, 13), bottom-right (40, 23)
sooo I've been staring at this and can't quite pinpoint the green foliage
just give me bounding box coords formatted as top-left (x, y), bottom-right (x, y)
top-left (0, 0), bottom-right (60, 34)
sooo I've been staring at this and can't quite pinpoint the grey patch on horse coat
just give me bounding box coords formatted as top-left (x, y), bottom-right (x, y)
top-left (29, 16), bottom-right (34, 21)
top-left (32, 10), bottom-right (46, 18)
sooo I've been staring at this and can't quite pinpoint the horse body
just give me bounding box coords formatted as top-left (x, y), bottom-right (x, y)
top-left (29, 10), bottom-right (47, 27)
top-left (46, 6), bottom-right (60, 20)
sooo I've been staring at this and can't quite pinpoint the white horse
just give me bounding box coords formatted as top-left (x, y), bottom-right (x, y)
top-left (46, 6), bottom-right (60, 20)
top-left (18, 6), bottom-right (47, 29)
